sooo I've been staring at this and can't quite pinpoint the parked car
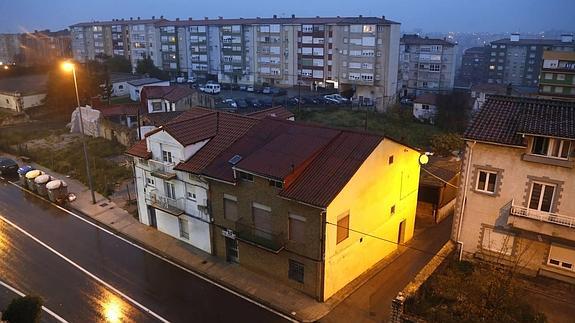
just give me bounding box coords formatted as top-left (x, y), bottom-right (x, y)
top-left (259, 97), bottom-right (273, 107)
top-left (239, 85), bottom-right (247, 91)
top-left (400, 97), bottom-right (414, 106)
top-left (223, 98), bottom-right (237, 108)
top-left (262, 87), bottom-right (272, 94)
top-left (245, 98), bottom-right (262, 108)
top-left (271, 87), bottom-right (287, 96)
top-left (0, 157), bottom-right (18, 175)
top-left (246, 85), bottom-right (255, 92)
top-left (236, 99), bottom-right (248, 109)
top-left (322, 96), bottom-right (340, 105)
top-left (187, 76), bottom-right (197, 84)
top-left (201, 83), bottom-right (221, 94)
top-left (324, 94), bottom-right (348, 103)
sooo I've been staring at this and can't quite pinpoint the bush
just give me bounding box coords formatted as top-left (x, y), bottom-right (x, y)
top-left (430, 133), bottom-right (464, 156)
top-left (2, 295), bottom-right (43, 323)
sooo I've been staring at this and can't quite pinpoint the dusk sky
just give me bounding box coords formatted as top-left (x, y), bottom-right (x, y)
top-left (1, 0), bottom-right (574, 34)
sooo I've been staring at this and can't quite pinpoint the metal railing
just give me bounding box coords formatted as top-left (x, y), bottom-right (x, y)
top-left (148, 159), bottom-right (176, 179)
top-left (235, 219), bottom-right (285, 253)
top-left (510, 203), bottom-right (575, 228)
top-left (146, 190), bottom-right (185, 215)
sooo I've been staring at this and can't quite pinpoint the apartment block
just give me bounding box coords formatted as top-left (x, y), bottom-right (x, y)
top-left (453, 96), bottom-right (575, 283)
top-left (0, 33), bottom-right (20, 64)
top-left (0, 30), bottom-right (71, 66)
top-left (486, 33), bottom-right (575, 87)
top-left (538, 50), bottom-right (575, 101)
top-left (70, 17), bottom-right (166, 70)
top-left (457, 46), bottom-right (488, 87)
top-left (398, 34), bottom-right (457, 97)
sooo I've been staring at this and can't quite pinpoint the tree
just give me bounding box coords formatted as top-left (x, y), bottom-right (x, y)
top-left (106, 55), bottom-right (132, 73)
top-left (430, 133), bottom-right (464, 156)
top-left (435, 92), bottom-right (471, 133)
top-left (2, 295), bottom-right (43, 323)
top-left (135, 55), bottom-right (169, 80)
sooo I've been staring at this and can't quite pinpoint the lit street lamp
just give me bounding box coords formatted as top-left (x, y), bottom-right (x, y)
top-left (62, 61), bottom-right (96, 204)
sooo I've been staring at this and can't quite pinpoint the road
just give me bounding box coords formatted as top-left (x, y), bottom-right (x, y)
top-left (0, 177), bottom-right (289, 323)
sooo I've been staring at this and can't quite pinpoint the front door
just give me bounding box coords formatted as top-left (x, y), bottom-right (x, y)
top-left (225, 237), bottom-right (239, 263)
top-left (398, 220), bottom-right (406, 244)
top-left (147, 206), bottom-right (157, 228)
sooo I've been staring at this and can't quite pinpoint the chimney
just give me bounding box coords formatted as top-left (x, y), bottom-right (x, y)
top-left (382, 15), bottom-right (385, 20)
top-left (130, 17), bottom-right (133, 20)
top-left (359, 15), bottom-right (363, 18)
top-left (273, 14), bottom-right (277, 19)
top-left (219, 16), bottom-right (223, 20)
top-left (160, 15), bottom-right (164, 19)
top-left (204, 17), bottom-right (209, 20)
top-left (506, 83), bottom-right (513, 95)
top-left (188, 17), bottom-right (193, 21)
top-left (510, 33), bottom-right (520, 42)
top-left (561, 34), bottom-right (573, 43)
top-left (291, 14), bottom-right (295, 18)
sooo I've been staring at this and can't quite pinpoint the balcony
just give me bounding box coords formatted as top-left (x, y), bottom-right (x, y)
top-left (149, 159), bottom-right (177, 180)
top-left (146, 190), bottom-right (185, 216)
top-left (235, 220), bottom-right (285, 253)
top-left (508, 203), bottom-right (575, 240)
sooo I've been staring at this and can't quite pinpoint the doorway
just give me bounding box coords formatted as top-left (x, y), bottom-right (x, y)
top-left (225, 237), bottom-right (239, 263)
top-left (398, 219), bottom-right (406, 244)
top-left (147, 206), bottom-right (157, 228)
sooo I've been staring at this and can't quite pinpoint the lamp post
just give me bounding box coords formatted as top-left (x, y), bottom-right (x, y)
top-left (62, 61), bottom-right (96, 204)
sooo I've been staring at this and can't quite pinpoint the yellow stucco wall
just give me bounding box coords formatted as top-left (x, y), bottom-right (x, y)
top-left (323, 139), bottom-right (420, 300)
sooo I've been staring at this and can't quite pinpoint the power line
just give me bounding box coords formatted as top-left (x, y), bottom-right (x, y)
top-left (421, 166), bottom-right (459, 189)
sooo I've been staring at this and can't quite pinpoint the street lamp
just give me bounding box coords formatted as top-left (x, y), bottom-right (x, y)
top-left (62, 61), bottom-right (96, 204)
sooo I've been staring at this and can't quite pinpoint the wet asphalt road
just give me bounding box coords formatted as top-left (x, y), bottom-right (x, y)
top-left (0, 177), bottom-right (289, 323)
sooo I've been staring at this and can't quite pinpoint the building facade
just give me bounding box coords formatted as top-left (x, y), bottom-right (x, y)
top-left (538, 50), bottom-right (575, 101)
top-left (457, 46), bottom-right (488, 87)
top-left (0, 30), bottom-right (71, 66)
top-left (398, 34), bottom-right (457, 97)
top-left (453, 95), bottom-right (575, 284)
top-left (486, 33), bottom-right (575, 87)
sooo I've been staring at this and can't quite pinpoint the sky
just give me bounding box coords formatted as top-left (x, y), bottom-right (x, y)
top-left (1, 0), bottom-right (574, 34)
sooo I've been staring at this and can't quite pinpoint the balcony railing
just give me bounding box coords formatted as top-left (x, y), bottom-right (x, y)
top-left (146, 190), bottom-right (185, 216)
top-left (510, 204), bottom-right (575, 228)
top-left (235, 220), bottom-right (285, 253)
top-left (149, 159), bottom-right (177, 180)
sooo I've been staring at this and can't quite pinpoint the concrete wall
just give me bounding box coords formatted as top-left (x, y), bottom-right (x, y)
top-left (323, 139), bottom-right (421, 300)
top-left (0, 92), bottom-right (45, 112)
top-left (413, 102), bottom-right (437, 123)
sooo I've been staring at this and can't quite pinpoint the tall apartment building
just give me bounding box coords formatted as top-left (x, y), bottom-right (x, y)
top-left (486, 33), bottom-right (575, 87)
top-left (0, 30), bottom-right (71, 66)
top-left (0, 33), bottom-right (22, 64)
top-left (457, 46), bottom-right (488, 87)
top-left (453, 96), bottom-right (575, 283)
top-left (70, 17), bottom-right (166, 71)
top-left (538, 51), bottom-right (575, 101)
top-left (398, 34), bottom-right (457, 97)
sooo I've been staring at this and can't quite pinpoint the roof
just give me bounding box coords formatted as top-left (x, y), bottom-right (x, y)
top-left (96, 104), bottom-right (140, 117)
top-left (463, 46), bottom-right (488, 54)
top-left (471, 83), bottom-right (515, 95)
top-left (414, 93), bottom-right (437, 105)
top-left (142, 85), bottom-right (195, 102)
top-left (401, 34), bottom-right (456, 46)
top-left (142, 111), bottom-right (185, 126)
top-left (246, 107), bottom-right (294, 120)
top-left (70, 18), bottom-right (167, 28)
top-left (204, 118), bottom-right (386, 208)
top-left (543, 50), bottom-right (575, 61)
top-left (491, 38), bottom-right (574, 46)
top-left (174, 111), bottom-right (259, 174)
top-left (420, 157), bottom-right (461, 188)
top-left (127, 78), bottom-right (166, 87)
top-left (0, 74), bottom-right (47, 95)
top-left (464, 95), bottom-right (575, 146)
top-left (162, 110), bottom-right (218, 146)
top-left (156, 16), bottom-right (399, 27)
top-left (125, 140), bottom-right (150, 159)
top-left (110, 73), bottom-right (146, 84)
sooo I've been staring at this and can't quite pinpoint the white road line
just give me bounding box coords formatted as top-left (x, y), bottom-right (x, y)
top-left (0, 215), bottom-right (170, 323)
top-left (0, 279), bottom-right (69, 323)
top-left (4, 180), bottom-right (298, 322)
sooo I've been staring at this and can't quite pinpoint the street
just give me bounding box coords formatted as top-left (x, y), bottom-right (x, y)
top-left (0, 178), bottom-right (289, 323)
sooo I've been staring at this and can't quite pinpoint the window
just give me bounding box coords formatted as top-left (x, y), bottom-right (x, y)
top-left (336, 213), bottom-right (349, 244)
top-left (482, 228), bottom-right (514, 255)
top-left (476, 170), bottom-right (497, 194)
top-left (557, 74), bottom-right (566, 81)
top-left (390, 205), bottom-right (396, 215)
top-left (531, 137), bottom-right (570, 159)
top-left (528, 182), bottom-right (555, 212)
top-left (388, 155), bottom-right (394, 164)
top-left (162, 150), bottom-right (173, 163)
top-left (542, 85), bottom-right (552, 92)
top-left (269, 179), bottom-right (283, 188)
top-left (288, 213), bottom-right (306, 243)
top-left (422, 104), bottom-right (430, 110)
top-left (544, 73), bottom-right (553, 80)
top-left (179, 217), bottom-right (189, 239)
top-left (223, 194), bottom-right (238, 221)
top-left (252, 203), bottom-right (272, 239)
top-left (239, 171), bottom-right (254, 182)
top-left (547, 244), bottom-right (575, 272)
top-left (146, 177), bottom-right (155, 186)
top-left (288, 260), bottom-right (304, 283)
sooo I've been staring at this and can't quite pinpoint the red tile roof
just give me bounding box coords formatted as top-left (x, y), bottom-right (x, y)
top-left (246, 107), bottom-right (294, 120)
top-left (203, 118), bottom-right (386, 208)
top-left (125, 140), bottom-right (150, 159)
top-left (142, 85), bottom-right (196, 102)
top-left (414, 93), bottom-right (437, 105)
top-left (162, 111), bottom-right (218, 146)
top-left (96, 104), bottom-right (140, 117)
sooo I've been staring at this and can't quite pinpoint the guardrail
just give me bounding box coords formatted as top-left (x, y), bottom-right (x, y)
top-left (510, 204), bottom-right (575, 228)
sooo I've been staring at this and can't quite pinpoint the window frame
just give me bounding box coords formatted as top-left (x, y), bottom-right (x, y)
top-left (475, 170), bottom-right (497, 194)
top-left (178, 217), bottom-right (190, 239)
top-left (530, 137), bottom-right (571, 160)
top-left (336, 213), bottom-right (350, 244)
top-left (528, 181), bottom-right (556, 212)
top-left (288, 213), bottom-right (306, 243)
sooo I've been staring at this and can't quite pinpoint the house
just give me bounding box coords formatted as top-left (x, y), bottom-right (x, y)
top-left (109, 73), bottom-right (146, 97)
top-left (417, 156), bottom-right (461, 224)
top-left (413, 93), bottom-right (438, 123)
top-left (0, 74), bottom-right (47, 113)
top-left (453, 95), bottom-right (575, 283)
top-left (141, 85), bottom-right (198, 114)
top-left (127, 78), bottom-right (169, 101)
top-left (203, 118), bottom-right (421, 301)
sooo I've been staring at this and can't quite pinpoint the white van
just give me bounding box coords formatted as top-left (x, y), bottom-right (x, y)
top-left (202, 83), bottom-right (221, 94)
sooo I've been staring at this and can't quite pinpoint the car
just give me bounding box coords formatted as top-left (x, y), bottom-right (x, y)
top-left (0, 157), bottom-right (18, 175)
top-left (400, 97), bottom-right (414, 105)
top-left (262, 87), bottom-right (272, 94)
top-left (271, 87), bottom-right (287, 96)
top-left (223, 98), bottom-right (237, 108)
top-left (245, 98), bottom-right (262, 108)
top-left (187, 76), bottom-right (197, 84)
top-left (239, 85), bottom-right (247, 91)
top-left (236, 98), bottom-right (249, 109)
top-left (246, 85), bottom-right (255, 92)
top-left (322, 96), bottom-right (340, 105)
top-left (259, 97), bottom-right (273, 107)
top-left (324, 94), bottom-right (348, 103)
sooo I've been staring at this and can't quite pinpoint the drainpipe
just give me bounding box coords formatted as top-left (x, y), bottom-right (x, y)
top-left (317, 209), bottom-right (327, 302)
top-left (456, 140), bottom-right (476, 261)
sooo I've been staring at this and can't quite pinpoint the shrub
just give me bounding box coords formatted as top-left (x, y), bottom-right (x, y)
top-left (2, 295), bottom-right (43, 323)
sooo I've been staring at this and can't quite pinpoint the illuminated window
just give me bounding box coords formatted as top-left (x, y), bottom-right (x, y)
top-left (336, 213), bottom-right (349, 244)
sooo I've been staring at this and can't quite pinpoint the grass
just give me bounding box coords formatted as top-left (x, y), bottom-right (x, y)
top-left (296, 107), bottom-right (444, 149)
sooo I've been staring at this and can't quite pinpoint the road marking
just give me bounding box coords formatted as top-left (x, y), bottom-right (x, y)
top-left (3, 180), bottom-right (299, 322)
top-left (0, 215), bottom-right (170, 323)
top-left (0, 279), bottom-right (69, 323)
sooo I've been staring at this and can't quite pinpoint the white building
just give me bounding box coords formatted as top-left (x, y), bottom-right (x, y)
top-left (0, 75), bottom-right (47, 113)
top-left (109, 73), bottom-right (147, 97)
top-left (126, 78), bottom-right (170, 101)
top-left (412, 93), bottom-right (438, 123)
